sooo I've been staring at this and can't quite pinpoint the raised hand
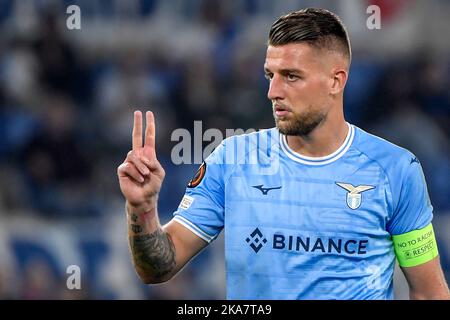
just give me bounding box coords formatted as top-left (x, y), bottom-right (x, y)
top-left (117, 111), bottom-right (165, 211)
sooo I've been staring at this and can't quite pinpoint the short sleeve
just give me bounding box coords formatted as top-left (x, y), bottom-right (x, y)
top-left (172, 141), bottom-right (226, 243)
top-left (387, 156), bottom-right (433, 235)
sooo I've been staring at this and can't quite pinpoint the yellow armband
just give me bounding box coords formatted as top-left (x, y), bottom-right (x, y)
top-left (392, 223), bottom-right (439, 267)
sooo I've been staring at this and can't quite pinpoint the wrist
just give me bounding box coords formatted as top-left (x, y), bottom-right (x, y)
top-left (127, 202), bottom-right (159, 231)
top-left (127, 199), bottom-right (157, 217)
top-left (127, 193), bottom-right (158, 211)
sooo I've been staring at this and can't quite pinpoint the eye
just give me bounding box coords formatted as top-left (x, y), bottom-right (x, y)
top-left (264, 72), bottom-right (273, 81)
top-left (286, 73), bottom-right (299, 81)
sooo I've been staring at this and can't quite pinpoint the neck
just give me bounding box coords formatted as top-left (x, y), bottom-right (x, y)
top-left (285, 112), bottom-right (348, 158)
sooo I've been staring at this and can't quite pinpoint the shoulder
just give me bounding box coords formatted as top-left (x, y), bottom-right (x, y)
top-left (206, 128), bottom-right (279, 179)
top-left (352, 126), bottom-right (428, 218)
top-left (352, 125), bottom-right (418, 175)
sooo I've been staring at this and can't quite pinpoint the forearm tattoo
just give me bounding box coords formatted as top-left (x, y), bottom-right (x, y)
top-left (129, 228), bottom-right (176, 279)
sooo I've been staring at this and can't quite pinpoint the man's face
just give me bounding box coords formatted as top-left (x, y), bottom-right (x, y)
top-left (264, 43), bottom-right (333, 136)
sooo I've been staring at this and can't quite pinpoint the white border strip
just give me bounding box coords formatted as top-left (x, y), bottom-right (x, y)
top-left (283, 123), bottom-right (352, 161)
top-left (173, 215), bottom-right (215, 243)
top-left (280, 123), bottom-right (354, 166)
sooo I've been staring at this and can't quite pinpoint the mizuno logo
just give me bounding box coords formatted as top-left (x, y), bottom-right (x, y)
top-left (252, 184), bottom-right (282, 195)
top-left (336, 182), bottom-right (376, 210)
top-left (410, 157), bottom-right (420, 165)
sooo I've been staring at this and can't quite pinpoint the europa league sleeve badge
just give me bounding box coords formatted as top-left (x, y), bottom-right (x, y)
top-left (187, 162), bottom-right (206, 188)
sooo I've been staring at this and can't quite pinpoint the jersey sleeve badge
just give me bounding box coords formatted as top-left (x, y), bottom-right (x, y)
top-left (188, 162), bottom-right (206, 188)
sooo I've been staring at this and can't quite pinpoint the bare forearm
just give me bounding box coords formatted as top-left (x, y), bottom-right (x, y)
top-left (127, 202), bottom-right (176, 283)
top-left (410, 283), bottom-right (450, 300)
top-left (410, 290), bottom-right (450, 300)
top-left (403, 258), bottom-right (450, 300)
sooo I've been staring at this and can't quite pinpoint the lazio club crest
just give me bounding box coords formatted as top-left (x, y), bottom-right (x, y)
top-left (336, 182), bottom-right (376, 210)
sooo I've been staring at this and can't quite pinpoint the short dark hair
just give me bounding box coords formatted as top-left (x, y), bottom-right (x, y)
top-left (268, 8), bottom-right (351, 64)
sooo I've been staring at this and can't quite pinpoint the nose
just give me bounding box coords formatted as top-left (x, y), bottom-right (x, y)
top-left (267, 74), bottom-right (284, 101)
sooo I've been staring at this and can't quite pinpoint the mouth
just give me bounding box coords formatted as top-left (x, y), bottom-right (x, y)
top-left (274, 104), bottom-right (291, 117)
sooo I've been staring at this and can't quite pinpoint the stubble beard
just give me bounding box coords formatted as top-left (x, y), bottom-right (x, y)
top-left (274, 109), bottom-right (326, 137)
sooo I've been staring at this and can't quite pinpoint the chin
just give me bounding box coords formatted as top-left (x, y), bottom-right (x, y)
top-left (275, 120), bottom-right (296, 135)
top-left (275, 119), bottom-right (319, 137)
top-left (274, 109), bottom-right (325, 137)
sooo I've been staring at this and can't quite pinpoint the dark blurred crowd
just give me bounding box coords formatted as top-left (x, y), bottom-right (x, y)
top-left (0, 0), bottom-right (449, 299)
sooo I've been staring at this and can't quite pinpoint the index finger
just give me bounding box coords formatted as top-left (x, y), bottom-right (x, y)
top-left (145, 111), bottom-right (155, 149)
top-left (132, 110), bottom-right (143, 150)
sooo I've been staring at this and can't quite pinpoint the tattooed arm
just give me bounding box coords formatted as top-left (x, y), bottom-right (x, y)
top-left (127, 202), bottom-right (176, 282)
top-left (119, 111), bottom-right (207, 283)
top-left (126, 202), bottom-right (207, 283)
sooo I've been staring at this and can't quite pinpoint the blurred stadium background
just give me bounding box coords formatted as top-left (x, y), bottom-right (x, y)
top-left (0, 0), bottom-right (449, 299)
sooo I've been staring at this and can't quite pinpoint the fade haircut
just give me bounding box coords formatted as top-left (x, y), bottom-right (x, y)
top-left (268, 8), bottom-right (351, 65)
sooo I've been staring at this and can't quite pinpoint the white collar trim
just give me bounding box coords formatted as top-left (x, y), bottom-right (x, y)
top-left (280, 123), bottom-right (354, 166)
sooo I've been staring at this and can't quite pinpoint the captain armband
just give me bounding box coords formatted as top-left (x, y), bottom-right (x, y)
top-left (392, 223), bottom-right (439, 267)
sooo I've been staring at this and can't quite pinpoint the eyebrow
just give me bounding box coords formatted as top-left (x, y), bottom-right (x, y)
top-left (264, 68), bottom-right (305, 76)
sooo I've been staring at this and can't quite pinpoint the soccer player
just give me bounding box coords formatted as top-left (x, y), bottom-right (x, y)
top-left (117, 8), bottom-right (450, 299)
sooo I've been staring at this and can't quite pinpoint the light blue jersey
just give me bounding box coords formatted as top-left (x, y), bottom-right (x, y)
top-left (173, 124), bottom-right (433, 300)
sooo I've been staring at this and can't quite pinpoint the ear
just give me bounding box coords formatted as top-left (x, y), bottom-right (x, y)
top-left (330, 68), bottom-right (348, 95)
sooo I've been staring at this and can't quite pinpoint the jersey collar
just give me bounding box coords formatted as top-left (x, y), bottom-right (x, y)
top-left (279, 123), bottom-right (354, 166)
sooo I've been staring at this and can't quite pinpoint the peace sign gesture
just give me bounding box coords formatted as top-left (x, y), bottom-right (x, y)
top-left (117, 111), bottom-right (165, 211)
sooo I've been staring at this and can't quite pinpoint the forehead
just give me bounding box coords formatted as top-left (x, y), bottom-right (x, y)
top-left (264, 43), bottom-right (319, 70)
